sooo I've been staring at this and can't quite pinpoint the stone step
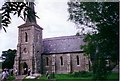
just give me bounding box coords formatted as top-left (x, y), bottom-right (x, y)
top-left (13, 75), bottom-right (26, 81)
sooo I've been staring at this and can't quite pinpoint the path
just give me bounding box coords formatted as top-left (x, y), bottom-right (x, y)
top-left (13, 75), bottom-right (26, 81)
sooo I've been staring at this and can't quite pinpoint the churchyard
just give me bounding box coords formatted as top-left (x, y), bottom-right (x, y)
top-left (0, 1), bottom-right (118, 81)
top-left (7, 71), bottom-right (118, 81)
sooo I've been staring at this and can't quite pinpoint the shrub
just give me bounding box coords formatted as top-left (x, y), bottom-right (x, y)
top-left (48, 73), bottom-right (55, 79)
top-left (72, 71), bottom-right (81, 77)
top-left (72, 71), bottom-right (91, 77)
top-left (80, 71), bottom-right (91, 77)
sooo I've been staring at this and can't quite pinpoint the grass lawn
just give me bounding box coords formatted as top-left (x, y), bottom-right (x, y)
top-left (107, 72), bottom-right (119, 80)
top-left (23, 72), bottom-right (119, 81)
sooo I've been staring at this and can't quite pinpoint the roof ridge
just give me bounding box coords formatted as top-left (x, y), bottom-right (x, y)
top-left (43, 35), bottom-right (85, 41)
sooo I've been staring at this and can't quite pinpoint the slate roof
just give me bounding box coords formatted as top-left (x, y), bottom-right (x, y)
top-left (43, 35), bottom-right (85, 54)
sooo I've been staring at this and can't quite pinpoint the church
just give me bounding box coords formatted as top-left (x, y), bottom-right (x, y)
top-left (14, 2), bottom-right (89, 74)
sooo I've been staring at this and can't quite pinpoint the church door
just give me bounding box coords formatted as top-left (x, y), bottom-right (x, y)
top-left (22, 62), bottom-right (28, 75)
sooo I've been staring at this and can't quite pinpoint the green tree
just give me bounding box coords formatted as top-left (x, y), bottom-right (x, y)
top-left (0, 1), bottom-right (38, 32)
top-left (68, 1), bottom-right (118, 81)
top-left (2, 49), bottom-right (16, 69)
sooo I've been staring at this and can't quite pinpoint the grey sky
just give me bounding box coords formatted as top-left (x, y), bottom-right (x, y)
top-left (0, 0), bottom-right (77, 55)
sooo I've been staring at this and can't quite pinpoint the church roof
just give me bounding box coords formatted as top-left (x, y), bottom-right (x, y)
top-left (43, 35), bottom-right (85, 54)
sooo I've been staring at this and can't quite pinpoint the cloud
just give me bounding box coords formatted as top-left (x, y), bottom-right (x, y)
top-left (0, 15), bottom-right (24, 55)
top-left (36, 0), bottom-right (76, 38)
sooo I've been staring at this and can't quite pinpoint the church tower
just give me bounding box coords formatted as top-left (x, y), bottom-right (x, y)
top-left (14, 2), bottom-right (43, 74)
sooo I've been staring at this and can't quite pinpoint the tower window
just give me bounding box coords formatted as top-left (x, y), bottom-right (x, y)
top-left (36, 33), bottom-right (39, 42)
top-left (76, 55), bottom-right (80, 65)
top-left (46, 57), bottom-right (49, 66)
top-left (60, 56), bottom-right (63, 66)
top-left (25, 32), bottom-right (28, 42)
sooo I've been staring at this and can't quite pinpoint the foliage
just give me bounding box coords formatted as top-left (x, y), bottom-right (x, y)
top-left (107, 72), bottom-right (119, 80)
top-left (49, 73), bottom-right (55, 79)
top-left (1, 1), bottom-right (39, 32)
top-left (2, 49), bottom-right (16, 69)
top-left (68, 1), bottom-right (118, 81)
top-left (7, 76), bottom-right (15, 81)
top-left (72, 71), bottom-right (91, 77)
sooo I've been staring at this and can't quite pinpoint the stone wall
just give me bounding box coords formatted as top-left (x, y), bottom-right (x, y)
top-left (33, 27), bottom-right (43, 73)
top-left (14, 23), bottom-right (43, 74)
top-left (71, 53), bottom-right (89, 72)
top-left (42, 52), bottom-right (89, 74)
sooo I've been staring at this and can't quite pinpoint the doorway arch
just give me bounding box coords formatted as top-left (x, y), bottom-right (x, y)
top-left (22, 62), bottom-right (28, 75)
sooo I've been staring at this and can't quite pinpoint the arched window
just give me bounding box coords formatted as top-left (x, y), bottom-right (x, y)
top-left (46, 57), bottom-right (49, 66)
top-left (76, 55), bottom-right (80, 65)
top-left (25, 32), bottom-right (28, 42)
top-left (36, 33), bottom-right (39, 42)
top-left (60, 56), bottom-right (63, 66)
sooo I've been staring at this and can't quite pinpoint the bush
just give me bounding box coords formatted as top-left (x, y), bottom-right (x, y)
top-left (72, 71), bottom-right (80, 77)
top-left (72, 71), bottom-right (91, 77)
top-left (80, 71), bottom-right (91, 77)
top-left (48, 73), bottom-right (55, 79)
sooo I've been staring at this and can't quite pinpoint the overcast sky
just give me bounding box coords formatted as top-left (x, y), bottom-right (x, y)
top-left (0, 0), bottom-right (77, 55)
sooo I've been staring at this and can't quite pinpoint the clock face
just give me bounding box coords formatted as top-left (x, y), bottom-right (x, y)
top-left (23, 48), bottom-right (27, 53)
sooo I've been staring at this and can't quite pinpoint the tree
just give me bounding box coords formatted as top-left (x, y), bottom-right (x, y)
top-left (2, 49), bottom-right (16, 69)
top-left (68, 1), bottom-right (118, 81)
top-left (0, 1), bottom-right (38, 32)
